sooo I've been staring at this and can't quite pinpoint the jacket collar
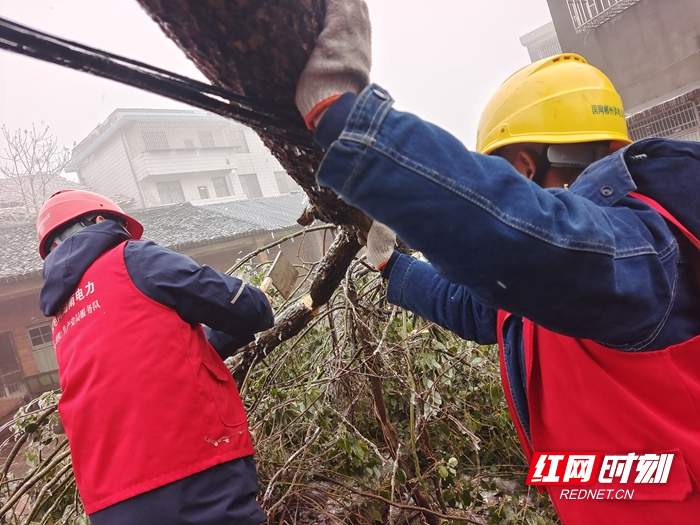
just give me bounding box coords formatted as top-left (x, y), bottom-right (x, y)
top-left (39, 220), bottom-right (131, 316)
top-left (568, 145), bottom-right (637, 207)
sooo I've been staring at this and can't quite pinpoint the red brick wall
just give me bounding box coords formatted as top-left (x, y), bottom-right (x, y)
top-left (0, 287), bottom-right (45, 417)
top-left (0, 397), bottom-right (24, 422)
top-left (0, 291), bottom-right (45, 379)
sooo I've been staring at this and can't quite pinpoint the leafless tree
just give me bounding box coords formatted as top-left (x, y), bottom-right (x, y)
top-left (0, 124), bottom-right (70, 220)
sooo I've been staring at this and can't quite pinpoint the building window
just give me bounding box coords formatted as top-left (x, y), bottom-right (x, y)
top-left (274, 171), bottom-right (301, 194)
top-left (225, 129), bottom-right (250, 153)
top-left (156, 181), bottom-right (186, 204)
top-left (239, 173), bottom-right (263, 199)
top-left (274, 171), bottom-right (292, 194)
top-left (140, 122), bottom-right (170, 150)
top-left (677, 130), bottom-right (700, 142)
top-left (0, 332), bottom-right (25, 398)
top-left (141, 121), bottom-right (233, 150)
top-left (627, 101), bottom-right (699, 141)
top-left (536, 38), bottom-right (562, 60)
top-left (27, 323), bottom-right (58, 374)
top-left (197, 130), bottom-right (216, 148)
top-left (198, 186), bottom-right (210, 200)
top-left (567, 0), bottom-right (641, 33)
top-left (212, 176), bottom-right (231, 197)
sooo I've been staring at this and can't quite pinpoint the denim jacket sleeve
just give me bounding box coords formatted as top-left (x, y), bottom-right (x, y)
top-left (386, 253), bottom-right (498, 345)
top-left (317, 85), bottom-right (683, 350)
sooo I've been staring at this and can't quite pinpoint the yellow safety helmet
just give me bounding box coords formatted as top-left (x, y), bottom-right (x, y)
top-left (476, 53), bottom-right (631, 155)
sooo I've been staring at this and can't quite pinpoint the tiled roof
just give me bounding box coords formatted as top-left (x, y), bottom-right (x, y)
top-left (0, 194), bottom-right (306, 284)
top-left (130, 202), bottom-right (264, 252)
top-left (0, 177), bottom-right (91, 282)
top-left (0, 222), bottom-right (42, 283)
top-left (202, 192), bottom-right (307, 231)
top-left (0, 177), bottom-right (89, 224)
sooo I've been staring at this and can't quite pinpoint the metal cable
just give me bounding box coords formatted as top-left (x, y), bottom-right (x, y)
top-left (0, 16), bottom-right (319, 152)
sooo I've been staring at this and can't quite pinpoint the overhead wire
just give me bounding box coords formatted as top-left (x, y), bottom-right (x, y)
top-left (0, 17), bottom-right (319, 152)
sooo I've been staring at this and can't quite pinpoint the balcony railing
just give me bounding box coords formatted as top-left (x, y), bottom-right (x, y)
top-left (628, 101), bottom-right (700, 141)
top-left (567, 0), bottom-right (641, 33)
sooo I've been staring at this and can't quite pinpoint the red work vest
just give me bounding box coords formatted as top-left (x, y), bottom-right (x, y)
top-left (497, 195), bottom-right (700, 525)
top-left (51, 242), bottom-right (254, 514)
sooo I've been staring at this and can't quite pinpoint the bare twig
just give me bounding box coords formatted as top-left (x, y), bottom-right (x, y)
top-left (0, 442), bottom-right (71, 518)
top-left (263, 426), bottom-right (322, 503)
top-left (226, 224), bottom-right (336, 275)
top-left (313, 474), bottom-right (486, 525)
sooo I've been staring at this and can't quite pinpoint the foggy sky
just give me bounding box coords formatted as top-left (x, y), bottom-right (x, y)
top-left (0, 0), bottom-right (552, 163)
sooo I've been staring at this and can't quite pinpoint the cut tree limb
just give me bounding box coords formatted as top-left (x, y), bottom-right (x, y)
top-left (231, 228), bottom-right (362, 383)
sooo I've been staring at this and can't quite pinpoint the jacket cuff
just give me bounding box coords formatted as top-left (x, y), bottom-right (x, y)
top-left (314, 92), bottom-right (358, 149)
top-left (380, 250), bottom-right (402, 279)
top-left (385, 252), bottom-right (416, 307)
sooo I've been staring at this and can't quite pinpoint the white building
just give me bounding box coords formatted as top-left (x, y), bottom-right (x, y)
top-left (66, 109), bottom-right (300, 209)
top-left (519, 22), bottom-right (562, 62)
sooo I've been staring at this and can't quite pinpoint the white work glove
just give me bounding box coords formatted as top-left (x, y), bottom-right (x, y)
top-left (365, 221), bottom-right (396, 271)
top-left (295, 0), bottom-right (372, 130)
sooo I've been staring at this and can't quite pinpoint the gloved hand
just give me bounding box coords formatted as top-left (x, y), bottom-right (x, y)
top-left (365, 221), bottom-right (396, 271)
top-left (295, 0), bottom-right (372, 130)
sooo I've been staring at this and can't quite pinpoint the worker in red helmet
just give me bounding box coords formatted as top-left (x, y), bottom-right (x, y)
top-left (36, 189), bottom-right (273, 525)
top-left (292, 1), bottom-right (700, 523)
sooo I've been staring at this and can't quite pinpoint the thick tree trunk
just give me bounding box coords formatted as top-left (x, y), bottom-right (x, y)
top-left (135, 0), bottom-right (371, 361)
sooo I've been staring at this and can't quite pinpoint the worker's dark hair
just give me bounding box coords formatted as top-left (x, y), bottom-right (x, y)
top-left (100, 213), bottom-right (127, 227)
top-left (44, 213), bottom-right (127, 255)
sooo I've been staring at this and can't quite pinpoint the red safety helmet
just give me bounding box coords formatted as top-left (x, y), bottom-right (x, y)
top-left (36, 190), bottom-right (143, 259)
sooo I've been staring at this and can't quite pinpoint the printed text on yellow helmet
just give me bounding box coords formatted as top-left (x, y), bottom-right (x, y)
top-left (476, 53), bottom-right (631, 155)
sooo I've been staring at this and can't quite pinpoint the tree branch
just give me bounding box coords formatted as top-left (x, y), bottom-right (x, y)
top-left (231, 228), bottom-right (362, 382)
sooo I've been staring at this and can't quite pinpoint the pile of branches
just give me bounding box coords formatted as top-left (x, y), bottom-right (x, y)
top-left (0, 392), bottom-right (79, 525)
top-left (0, 244), bottom-right (560, 525)
top-left (238, 253), bottom-right (559, 525)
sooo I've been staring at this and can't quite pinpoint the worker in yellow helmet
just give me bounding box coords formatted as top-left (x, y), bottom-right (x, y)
top-left (476, 52), bottom-right (631, 187)
top-left (293, 1), bottom-right (700, 524)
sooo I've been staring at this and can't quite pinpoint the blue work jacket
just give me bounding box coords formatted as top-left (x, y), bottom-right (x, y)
top-left (40, 220), bottom-right (271, 525)
top-left (315, 85), bottom-right (700, 438)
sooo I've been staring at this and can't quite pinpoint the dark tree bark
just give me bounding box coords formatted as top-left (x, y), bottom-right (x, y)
top-left (135, 0), bottom-right (371, 360)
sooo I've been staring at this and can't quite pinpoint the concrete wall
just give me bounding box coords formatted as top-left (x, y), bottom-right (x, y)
top-left (133, 147), bottom-right (234, 180)
top-left (547, 0), bottom-right (700, 111)
top-left (233, 127), bottom-right (290, 198)
top-left (138, 167), bottom-right (242, 208)
top-left (75, 129), bottom-right (142, 206)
